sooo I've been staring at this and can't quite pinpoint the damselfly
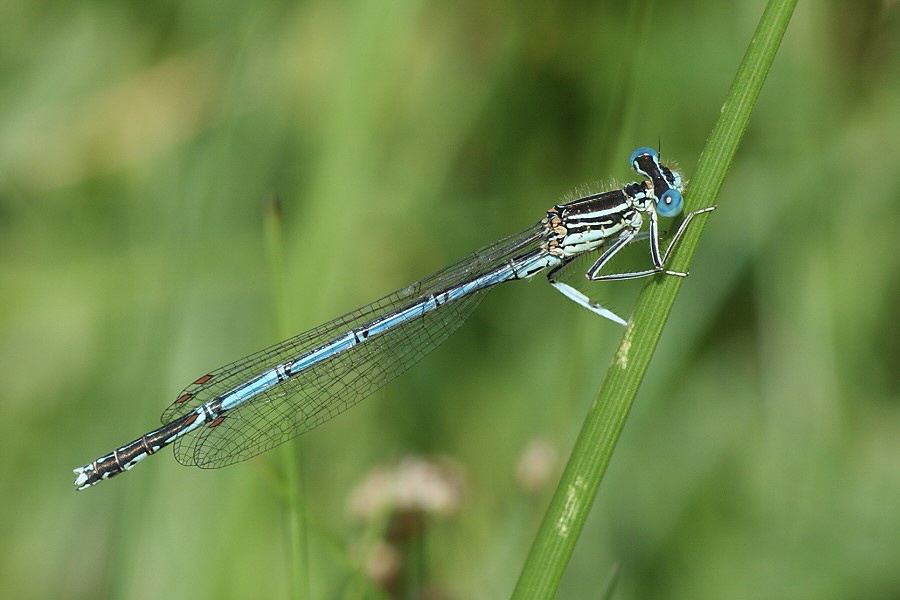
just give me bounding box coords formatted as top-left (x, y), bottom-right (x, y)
top-left (73, 147), bottom-right (714, 490)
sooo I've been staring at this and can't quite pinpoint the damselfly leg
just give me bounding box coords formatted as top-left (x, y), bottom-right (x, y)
top-left (585, 205), bottom-right (717, 282)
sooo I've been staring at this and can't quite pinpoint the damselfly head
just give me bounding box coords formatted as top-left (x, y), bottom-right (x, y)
top-left (629, 147), bottom-right (685, 218)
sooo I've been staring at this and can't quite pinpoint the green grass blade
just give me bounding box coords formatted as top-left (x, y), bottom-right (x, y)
top-left (263, 195), bottom-right (311, 600)
top-left (510, 0), bottom-right (798, 597)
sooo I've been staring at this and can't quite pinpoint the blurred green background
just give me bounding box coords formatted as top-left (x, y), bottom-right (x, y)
top-left (3, 1), bottom-right (900, 598)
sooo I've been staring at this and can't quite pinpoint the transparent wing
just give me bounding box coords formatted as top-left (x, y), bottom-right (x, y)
top-left (163, 224), bottom-right (545, 468)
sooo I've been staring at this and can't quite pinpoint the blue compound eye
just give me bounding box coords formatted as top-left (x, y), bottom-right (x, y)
top-left (629, 146), bottom-right (659, 166)
top-left (657, 189), bottom-right (683, 218)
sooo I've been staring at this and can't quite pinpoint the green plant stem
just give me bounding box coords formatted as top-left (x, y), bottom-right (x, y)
top-left (510, 0), bottom-right (798, 597)
top-left (264, 196), bottom-right (310, 600)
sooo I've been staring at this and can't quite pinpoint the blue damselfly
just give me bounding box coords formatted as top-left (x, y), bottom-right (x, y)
top-left (73, 147), bottom-right (714, 490)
